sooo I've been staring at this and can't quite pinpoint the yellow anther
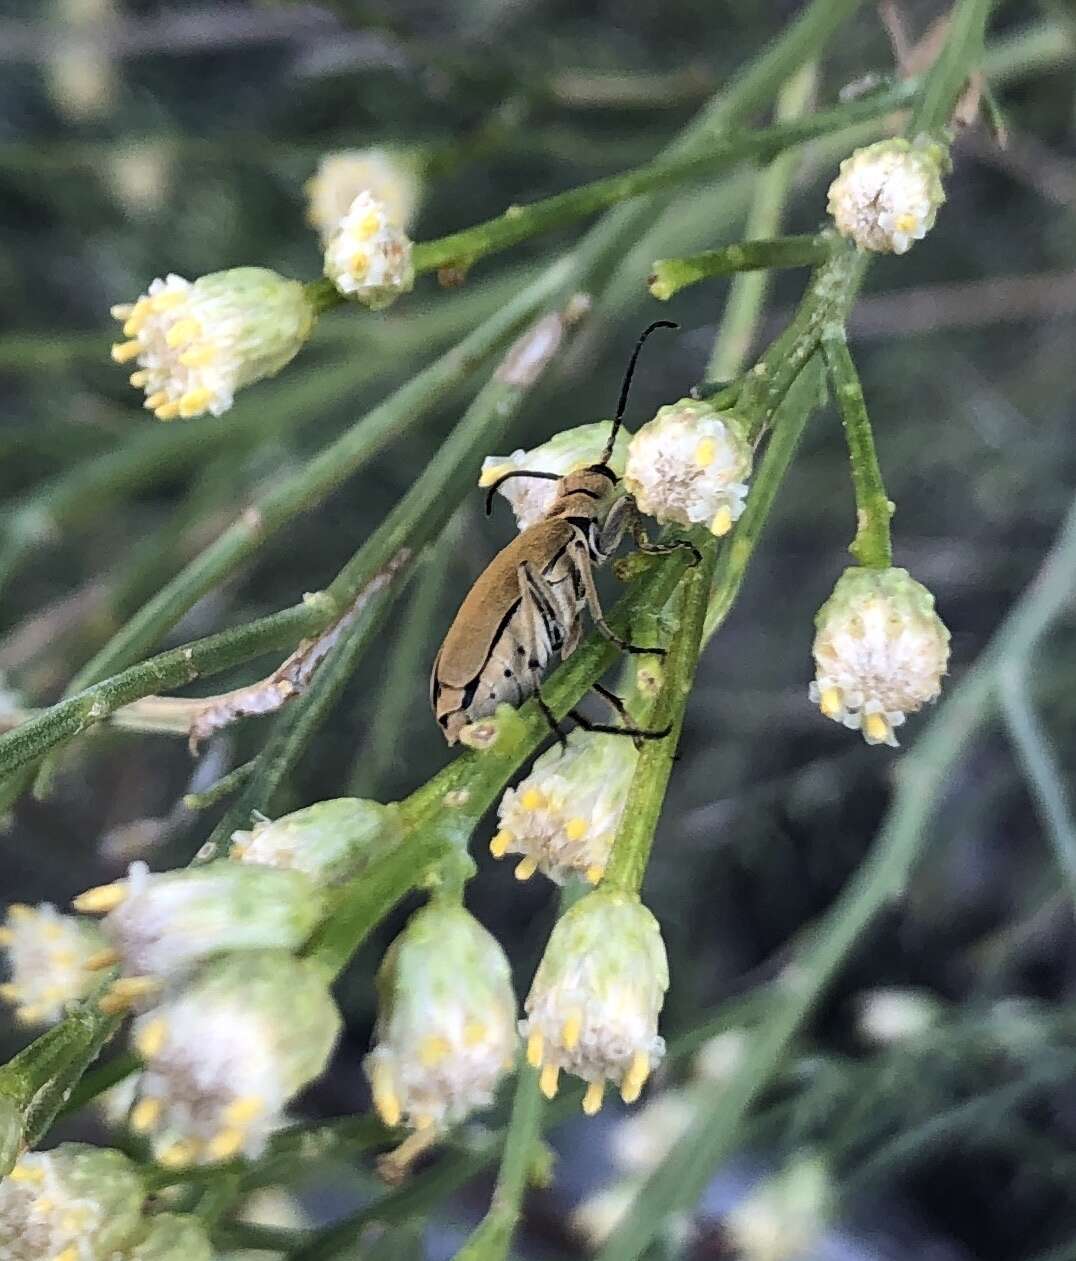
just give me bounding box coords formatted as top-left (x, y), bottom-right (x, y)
top-left (33, 1196), bottom-right (54, 1215)
top-left (489, 830), bottom-right (512, 858)
top-left (526, 1030), bottom-right (544, 1068)
top-left (894, 212), bottom-right (918, 233)
top-left (206, 1129), bottom-right (245, 1162)
top-left (157, 1140), bottom-right (198, 1169)
top-left (6, 904), bottom-right (32, 919)
top-left (9, 1163), bottom-right (43, 1182)
top-left (348, 250), bottom-right (370, 277)
top-left (864, 712), bottom-right (890, 743)
top-left (539, 1062), bottom-right (560, 1099)
top-left (356, 211), bottom-right (382, 239)
top-left (178, 344), bottom-right (217, 367)
top-left (16, 1004), bottom-right (42, 1025)
top-left (0, 927), bottom-right (12, 944)
top-left (155, 401), bottom-right (181, 421)
top-left (223, 1095), bottom-right (263, 1125)
top-left (694, 437), bottom-right (717, 467)
top-left (620, 1050), bottom-right (650, 1105)
top-left (99, 975), bottom-right (159, 1013)
top-left (111, 340), bottom-right (142, 363)
top-left (165, 317), bottom-right (200, 348)
top-left (150, 289), bottom-right (186, 312)
top-left (478, 463), bottom-right (513, 488)
top-left (178, 387), bottom-right (212, 417)
top-left (710, 504), bottom-right (734, 537)
top-left (130, 1097), bottom-right (162, 1133)
top-left (420, 1034), bottom-right (451, 1067)
top-left (84, 947), bottom-right (121, 971)
top-left (584, 864), bottom-right (605, 885)
top-left (143, 391), bottom-right (168, 411)
top-left (582, 1079), bottom-right (605, 1116)
top-left (562, 1011), bottom-right (582, 1051)
top-left (520, 788), bottom-right (543, 811)
top-left (110, 303), bottom-right (134, 320)
top-left (464, 1020), bottom-right (486, 1046)
top-left (73, 881), bottom-right (127, 914)
top-left (371, 1062), bottom-right (401, 1128)
top-left (514, 856), bottom-right (538, 881)
top-left (53, 1247), bottom-right (79, 1261)
top-left (414, 1113), bottom-right (435, 1132)
top-left (122, 315), bottom-right (145, 337)
top-left (135, 1017), bottom-right (168, 1059)
top-left (129, 369), bottom-right (150, 388)
top-left (819, 687), bottom-right (842, 719)
top-left (0, 983), bottom-right (18, 1001)
top-left (564, 818), bottom-right (588, 842)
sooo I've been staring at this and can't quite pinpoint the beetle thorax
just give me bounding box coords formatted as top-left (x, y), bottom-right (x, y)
top-left (546, 465), bottom-right (617, 521)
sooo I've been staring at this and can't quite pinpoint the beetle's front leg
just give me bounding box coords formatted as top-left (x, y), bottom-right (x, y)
top-left (630, 521), bottom-right (702, 567)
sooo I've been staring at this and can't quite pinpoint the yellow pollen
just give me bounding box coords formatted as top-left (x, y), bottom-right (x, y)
top-left (143, 391), bottom-right (168, 411)
top-left (150, 290), bottom-right (186, 312)
top-left (206, 1129), bottom-right (245, 1162)
top-left (864, 712), bottom-right (890, 743)
top-left (178, 344), bottom-right (217, 367)
top-left (371, 1062), bottom-right (401, 1128)
top-left (514, 856), bottom-right (538, 881)
top-left (894, 212), bottom-right (918, 233)
top-left (130, 1097), bottom-right (162, 1133)
top-left (710, 504), bottom-right (734, 537)
top-left (16, 1004), bottom-right (43, 1025)
top-left (122, 315), bottom-right (144, 337)
top-left (111, 340), bottom-right (142, 364)
top-left (819, 686), bottom-right (842, 718)
top-left (99, 975), bottom-right (159, 1013)
top-left (72, 882), bottom-right (127, 914)
top-left (356, 211), bottom-right (382, 238)
top-left (179, 387), bottom-right (213, 417)
top-left (526, 1030), bottom-right (544, 1067)
top-left (53, 1248), bottom-right (79, 1261)
top-left (520, 788), bottom-right (543, 811)
top-left (84, 947), bottom-right (121, 971)
top-left (478, 463), bottom-right (513, 488)
top-left (564, 818), bottom-right (588, 842)
top-left (623, 1050), bottom-right (650, 1094)
top-left (165, 317), bottom-right (200, 348)
top-left (348, 250), bottom-right (370, 277)
top-left (223, 1095), bottom-right (263, 1125)
top-left (464, 1020), bottom-right (486, 1046)
top-left (539, 1062), bottom-right (560, 1099)
top-left (489, 830), bottom-right (512, 859)
top-left (135, 1017), bottom-right (168, 1059)
top-left (129, 369), bottom-right (150, 388)
top-left (110, 303), bottom-right (134, 320)
top-left (562, 1011), bottom-right (583, 1050)
top-left (582, 1080), bottom-right (605, 1116)
top-left (9, 1163), bottom-right (44, 1182)
top-left (694, 437), bottom-right (717, 467)
top-left (420, 1034), bottom-right (451, 1067)
top-left (584, 864), bottom-right (605, 885)
top-left (0, 927), bottom-right (11, 944)
top-left (155, 402), bottom-right (181, 421)
top-left (157, 1140), bottom-right (198, 1169)
top-left (0, 983), bottom-right (17, 1001)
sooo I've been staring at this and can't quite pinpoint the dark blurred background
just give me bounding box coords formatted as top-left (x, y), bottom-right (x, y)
top-left (2, 1), bottom-right (1076, 1258)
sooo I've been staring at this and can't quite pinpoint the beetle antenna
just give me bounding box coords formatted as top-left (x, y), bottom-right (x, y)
top-left (484, 469), bottom-right (561, 516)
top-left (600, 319), bottom-right (678, 466)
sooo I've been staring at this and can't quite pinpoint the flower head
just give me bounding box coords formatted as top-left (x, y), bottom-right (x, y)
top-left (0, 902), bottom-right (105, 1026)
top-left (0, 1144), bottom-right (145, 1261)
top-left (365, 902), bottom-right (517, 1132)
top-left (809, 566), bottom-right (950, 746)
top-left (624, 398), bottom-right (752, 537)
top-left (74, 860), bottom-right (325, 999)
top-left (231, 797), bottom-right (402, 884)
top-left (827, 136), bottom-right (948, 255)
top-left (126, 1214), bottom-right (214, 1261)
top-left (856, 987), bottom-right (939, 1046)
top-left (130, 950), bottom-right (341, 1166)
top-left (323, 191), bottom-right (414, 309)
top-left (724, 1156), bottom-right (832, 1261)
top-left (305, 148), bottom-right (421, 244)
top-left (611, 1092), bottom-right (694, 1175)
top-left (521, 889), bottom-right (668, 1114)
top-left (481, 421), bottom-right (631, 531)
top-left (110, 267), bottom-right (316, 420)
top-left (492, 730), bottom-right (637, 885)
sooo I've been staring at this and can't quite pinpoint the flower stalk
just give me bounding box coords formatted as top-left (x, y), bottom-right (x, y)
top-left (649, 234), bottom-right (833, 302)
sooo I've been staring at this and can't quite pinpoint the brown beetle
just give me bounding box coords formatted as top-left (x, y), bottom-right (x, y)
top-left (431, 321), bottom-right (694, 745)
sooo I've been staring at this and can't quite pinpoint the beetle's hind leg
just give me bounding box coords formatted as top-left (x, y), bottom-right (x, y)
top-left (571, 683), bottom-right (670, 747)
top-left (535, 691), bottom-right (569, 751)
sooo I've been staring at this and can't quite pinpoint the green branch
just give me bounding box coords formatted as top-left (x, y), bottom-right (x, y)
top-left (649, 233), bottom-right (832, 301)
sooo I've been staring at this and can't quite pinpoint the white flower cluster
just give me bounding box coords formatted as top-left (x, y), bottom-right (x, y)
top-left (322, 190), bottom-right (415, 309)
top-left (110, 267), bottom-right (315, 420)
top-left (305, 148), bottom-right (421, 244)
top-left (827, 136), bottom-right (948, 255)
top-left (809, 566), bottom-right (950, 746)
top-left (0, 902), bottom-right (104, 1026)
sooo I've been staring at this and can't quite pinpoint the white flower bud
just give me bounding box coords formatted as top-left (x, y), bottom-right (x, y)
top-left (480, 421), bottom-right (631, 531)
top-left (45, 38), bottom-right (117, 124)
top-left (74, 861), bottom-right (326, 993)
top-left (130, 951), bottom-right (341, 1166)
top-left (611, 1092), bottom-right (694, 1175)
top-left (0, 1144), bottom-right (145, 1261)
top-left (693, 1028), bottom-right (748, 1083)
top-left (809, 566), bottom-right (950, 747)
top-left (521, 889), bottom-right (668, 1114)
top-left (323, 191), bottom-right (415, 309)
top-left (126, 1214), bottom-right (214, 1261)
top-left (231, 797), bottom-right (403, 884)
top-left (624, 398), bottom-right (752, 537)
top-left (573, 1182), bottom-right (691, 1249)
top-left (827, 136), bottom-right (948, 255)
top-left (0, 902), bottom-right (105, 1026)
top-left (110, 267), bottom-right (316, 421)
top-left (107, 141), bottom-right (173, 218)
top-left (856, 987), bottom-right (939, 1046)
top-left (305, 148), bottom-right (422, 244)
top-left (492, 730), bottom-right (637, 885)
top-left (725, 1156), bottom-right (832, 1261)
top-left (365, 903), bottom-right (518, 1133)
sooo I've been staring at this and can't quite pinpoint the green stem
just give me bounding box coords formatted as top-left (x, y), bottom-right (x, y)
top-left (605, 538), bottom-right (717, 894)
top-left (821, 327), bottom-right (893, 568)
top-left (649, 233), bottom-right (832, 302)
top-left (910, 0), bottom-right (995, 135)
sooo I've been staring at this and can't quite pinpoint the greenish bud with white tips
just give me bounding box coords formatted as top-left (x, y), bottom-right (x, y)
top-left (80, 860), bottom-right (325, 984)
top-left (480, 421), bottom-right (631, 531)
top-left (110, 267), bottom-right (317, 420)
top-left (809, 566), bottom-right (950, 747)
top-left (231, 797), bottom-right (403, 884)
top-left (0, 1143), bottom-right (146, 1261)
top-left (130, 950), bottom-right (341, 1167)
top-left (365, 902), bottom-right (518, 1133)
top-left (125, 1213), bottom-right (214, 1261)
top-left (521, 889), bottom-right (668, 1115)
